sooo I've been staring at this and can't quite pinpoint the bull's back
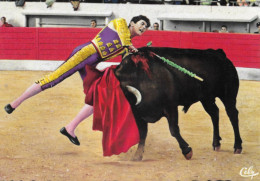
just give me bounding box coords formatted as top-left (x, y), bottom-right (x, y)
top-left (141, 47), bottom-right (238, 105)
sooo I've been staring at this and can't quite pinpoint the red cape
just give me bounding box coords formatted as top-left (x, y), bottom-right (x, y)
top-left (83, 65), bottom-right (139, 156)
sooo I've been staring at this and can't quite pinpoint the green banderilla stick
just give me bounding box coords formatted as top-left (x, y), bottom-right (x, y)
top-left (147, 41), bottom-right (204, 82)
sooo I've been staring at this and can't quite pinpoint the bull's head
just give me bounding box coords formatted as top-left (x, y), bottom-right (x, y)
top-left (114, 51), bottom-right (153, 106)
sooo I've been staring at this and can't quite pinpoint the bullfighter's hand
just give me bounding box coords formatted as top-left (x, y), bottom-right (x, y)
top-left (128, 45), bottom-right (138, 53)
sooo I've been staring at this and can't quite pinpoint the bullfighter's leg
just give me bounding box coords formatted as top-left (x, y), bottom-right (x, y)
top-left (201, 99), bottom-right (222, 151)
top-left (5, 83), bottom-right (42, 114)
top-left (132, 119), bottom-right (148, 161)
top-left (166, 106), bottom-right (192, 160)
top-left (220, 97), bottom-right (242, 154)
top-left (4, 42), bottom-right (97, 114)
top-left (59, 104), bottom-right (93, 146)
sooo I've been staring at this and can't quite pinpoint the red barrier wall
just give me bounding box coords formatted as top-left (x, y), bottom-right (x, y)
top-left (0, 27), bottom-right (259, 68)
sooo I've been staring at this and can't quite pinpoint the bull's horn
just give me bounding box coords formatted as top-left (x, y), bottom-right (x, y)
top-left (126, 85), bottom-right (142, 105)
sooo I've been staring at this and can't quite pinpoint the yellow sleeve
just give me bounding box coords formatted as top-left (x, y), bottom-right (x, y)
top-left (112, 18), bottom-right (132, 47)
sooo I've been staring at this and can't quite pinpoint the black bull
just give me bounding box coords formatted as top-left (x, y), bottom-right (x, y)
top-left (114, 47), bottom-right (242, 161)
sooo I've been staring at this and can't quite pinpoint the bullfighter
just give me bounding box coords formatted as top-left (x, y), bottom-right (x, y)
top-left (5, 15), bottom-right (150, 147)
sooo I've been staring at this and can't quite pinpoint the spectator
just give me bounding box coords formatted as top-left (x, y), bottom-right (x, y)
top-left (229, 0), bottom-right (238, 6)
top-left (250, 0), bottom-right (260, 6)
top-left (70, 0), bottom-right (80, 11)
top-left (46, 0), bottom-right (55, 8)
top-left (91, 19), bottom-right (97, 28)
top-left (184, 0), bottom-right (196, 5)
top-left (237, 0), bottom-right (248, 6)
top-left (254, 22), bottom-right (260, 34)
top-left (173, 0), bottom-right (184, 5)
top-left (0, 17), bottom-right (13, 27)
top-left (248, 0), bottom-right (256, 6)
top-left (217, 0), bottom-right (228, 5)
top-left (201, 0), bottom-right (213, 5)
top-left (153, 22), bottom-right (159, 30)
top-left (219, 25), bottom-right (229, 33)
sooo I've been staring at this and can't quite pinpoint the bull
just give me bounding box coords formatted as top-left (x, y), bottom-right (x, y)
top-left (114, 47), bottom-right (242, 161)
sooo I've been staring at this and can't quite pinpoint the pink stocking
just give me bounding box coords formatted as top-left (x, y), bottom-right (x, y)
top-left (65, 104), bottom-right (93, 138)
top-left (10, 83), bottom-right (42, 109)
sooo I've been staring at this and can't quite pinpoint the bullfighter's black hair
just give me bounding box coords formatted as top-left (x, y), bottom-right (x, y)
top-left (129, 15), bottom-right (151, 28)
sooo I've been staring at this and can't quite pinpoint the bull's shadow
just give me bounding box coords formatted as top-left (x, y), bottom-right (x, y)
top-left (114, 47), bottom-right (242, 161)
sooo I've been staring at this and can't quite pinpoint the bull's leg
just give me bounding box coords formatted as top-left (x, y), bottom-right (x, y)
top-left (201, 99), bottom-right (222, 151)
top-left (219, 74), bottom-right (242, 154)
top-left (166, 107), bottom-right (192, 160)
top-left (221, 98), bottom-right (242, 154)
top-left (132, 119), bottom-right (148, 161)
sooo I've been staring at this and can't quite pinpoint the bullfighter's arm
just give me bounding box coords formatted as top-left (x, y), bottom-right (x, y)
top-left (112, 18), bottom-right (132, 47)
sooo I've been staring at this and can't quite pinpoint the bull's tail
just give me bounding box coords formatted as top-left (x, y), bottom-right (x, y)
top-left (219, 54), bottom-right (239, 103)
top-left (213, 49), bottom-right (238, 79)
top-left (211, 48), bottom-right (239, 103)
top-left (217, 51), bottom-right (242, 152)
top-left (216, 49), bottom-right (227, 58)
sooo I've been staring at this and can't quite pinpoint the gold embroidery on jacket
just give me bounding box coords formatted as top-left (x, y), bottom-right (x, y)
top-left (106, 43), bottom-right (112, 47)
top-left (109, 48), bottom-right (115, 52)
top-left (91, 18), bottom-right (132, 59)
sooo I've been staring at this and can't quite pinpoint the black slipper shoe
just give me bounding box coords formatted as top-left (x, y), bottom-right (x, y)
top-left (5, 104), bottom-right (15, 114)
top-left (60, 127), bottom-right (80, 146)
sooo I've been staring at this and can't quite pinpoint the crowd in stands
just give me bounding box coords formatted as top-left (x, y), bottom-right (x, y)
top-left (150, 23), bottom-right (260, 34)
top-left (1, 0), bottom-right (259, 33)
top-left (213, 24), bottom-right (260, 33)
top-left (1, 16), bottom-right (259, 34)
top-left (0, 0), bottom-right (260, 6)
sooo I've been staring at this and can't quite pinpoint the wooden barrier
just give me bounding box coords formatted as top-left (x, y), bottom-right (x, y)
top-left (0, 27), bottom-right (259, 68)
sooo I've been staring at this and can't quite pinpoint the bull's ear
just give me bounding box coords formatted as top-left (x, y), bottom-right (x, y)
top-left (148, 51), bottom-right (156, 58)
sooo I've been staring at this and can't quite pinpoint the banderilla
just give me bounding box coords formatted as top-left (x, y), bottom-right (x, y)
top-left (146, 41), bottom-right (204, 82)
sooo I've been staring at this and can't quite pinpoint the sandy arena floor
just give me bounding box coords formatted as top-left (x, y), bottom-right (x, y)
top-left (0, 71), bottom-right (259, 181)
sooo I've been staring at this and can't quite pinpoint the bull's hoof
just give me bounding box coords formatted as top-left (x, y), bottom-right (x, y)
top-left (213, 145), bottom-right (221, 151)
top-left (234, 148), bottom-right (242, 154)
top-left (184, 150), bottom-right (193, 160)
top-left (212, 137), bottom-right (221, 151)
top-left (132, 155), bottom-right (143, 161)
top-left (182, 147), bottom-right (193, 160)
